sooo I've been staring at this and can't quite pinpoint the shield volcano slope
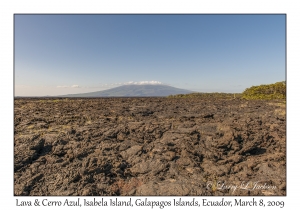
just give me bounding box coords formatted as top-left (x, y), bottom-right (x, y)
top-left (59, 84), bottom-right (193, 97)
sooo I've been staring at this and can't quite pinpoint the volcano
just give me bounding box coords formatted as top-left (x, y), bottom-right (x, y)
top-left (59, 84), bottom-right (193, 97)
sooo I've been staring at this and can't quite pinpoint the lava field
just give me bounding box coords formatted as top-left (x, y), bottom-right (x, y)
top-left (14, 98), bottom-right (286, 196)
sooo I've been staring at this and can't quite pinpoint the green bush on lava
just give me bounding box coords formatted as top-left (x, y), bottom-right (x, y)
top-left (242, 81), bottom-right (286, 100)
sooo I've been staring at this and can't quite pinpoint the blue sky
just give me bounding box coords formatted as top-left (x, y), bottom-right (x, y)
top-left (15, 14), bottom-right (286, 96)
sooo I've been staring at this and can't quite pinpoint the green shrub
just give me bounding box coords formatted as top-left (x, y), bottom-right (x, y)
top-left (242, 81), bottom-right (286, 100)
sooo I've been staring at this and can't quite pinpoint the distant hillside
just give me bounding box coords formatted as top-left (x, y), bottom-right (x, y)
top-left (59, 84), bottom-right (193, 97)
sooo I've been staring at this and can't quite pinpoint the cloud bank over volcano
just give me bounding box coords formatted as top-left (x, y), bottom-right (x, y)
top-left (124, 81), bottom-right (163, 85)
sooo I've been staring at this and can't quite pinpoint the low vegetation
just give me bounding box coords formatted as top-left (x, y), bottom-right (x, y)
top-left (241, 81), bottom-right (286, 100)
top-left (168, 92), bottom-right (242, 99)
top-left (168, 81), bottom-right (286, 100)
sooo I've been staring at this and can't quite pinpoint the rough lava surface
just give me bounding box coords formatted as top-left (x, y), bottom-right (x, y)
top-left (14, 98), bottom-right (286, 196)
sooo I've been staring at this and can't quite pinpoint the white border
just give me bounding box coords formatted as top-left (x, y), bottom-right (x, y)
top-left (1, 0), bottom-right (298, 209)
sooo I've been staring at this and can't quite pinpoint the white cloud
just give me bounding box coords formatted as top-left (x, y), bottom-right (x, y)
top-left (71, 85), bottom-right (80, 88)
top-left (138, 81), bottom-right (163, 85)
top-left (57, 85), bottom-right (81, 88)
top-left (124, 81), bottom-right (163, 85)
